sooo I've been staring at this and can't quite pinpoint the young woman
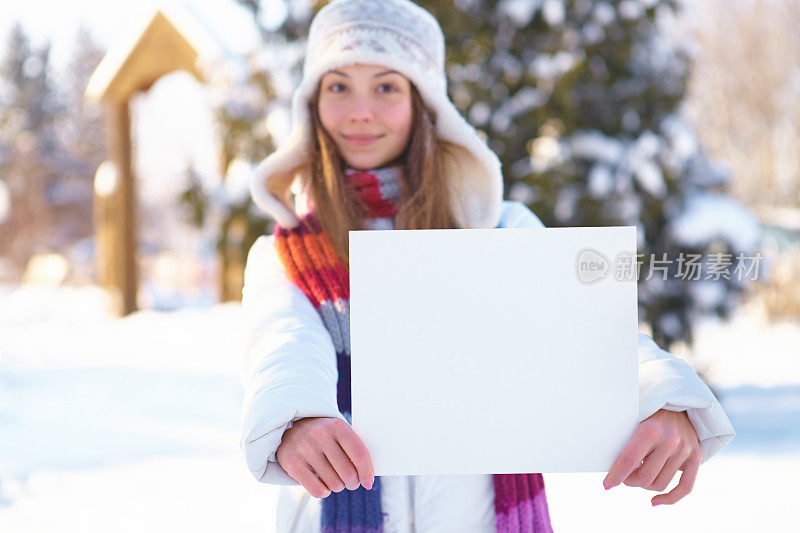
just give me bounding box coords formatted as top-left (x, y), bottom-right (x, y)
top-left (240, 1), bottom-right (736, 531)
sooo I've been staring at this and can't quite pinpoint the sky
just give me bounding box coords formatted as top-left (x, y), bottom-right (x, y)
top-left (0, 0), bottom-right (284, 71)
top-left (1, 0), bottom-right (166, 71)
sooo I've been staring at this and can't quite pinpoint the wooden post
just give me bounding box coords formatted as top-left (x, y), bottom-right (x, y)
top-left (105, 101), bottom-right (139, 316)
top-left (93, 160), bottom-right (122, 313)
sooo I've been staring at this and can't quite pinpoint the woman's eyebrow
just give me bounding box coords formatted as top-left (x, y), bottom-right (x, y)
top-left (329, 69), bottom-right (400, 78)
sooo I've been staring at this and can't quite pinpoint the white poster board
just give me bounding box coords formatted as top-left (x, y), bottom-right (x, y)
top-left (349, 226), bottom-right (639, 476)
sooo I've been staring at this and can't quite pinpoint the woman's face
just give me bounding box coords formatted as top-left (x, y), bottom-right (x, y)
top-left (317, 63), bottom-right (414, 170)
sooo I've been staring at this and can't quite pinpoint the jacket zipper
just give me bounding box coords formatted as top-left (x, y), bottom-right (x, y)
top-left (409, 475), bottom-right (416, 533)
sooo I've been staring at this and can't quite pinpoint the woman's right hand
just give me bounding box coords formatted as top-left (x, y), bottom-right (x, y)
top-left (276, 416), bottom-right (375, 498)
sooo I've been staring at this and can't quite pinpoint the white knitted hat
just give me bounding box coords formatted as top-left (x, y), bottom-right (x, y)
top-left (249, 0), bottom-right (503, 229)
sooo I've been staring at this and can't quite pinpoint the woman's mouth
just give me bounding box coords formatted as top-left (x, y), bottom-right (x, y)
top-left (344, 134), bottom-right (383, 146)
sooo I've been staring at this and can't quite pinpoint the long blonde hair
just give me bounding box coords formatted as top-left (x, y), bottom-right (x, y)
top-left (304, 81), bottom-right (460, 269)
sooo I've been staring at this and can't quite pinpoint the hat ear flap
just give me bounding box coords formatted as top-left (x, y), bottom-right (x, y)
top-left (438, 141), bottom-right (497, 229)
top-left (251, 159), bottom-right (309, 228)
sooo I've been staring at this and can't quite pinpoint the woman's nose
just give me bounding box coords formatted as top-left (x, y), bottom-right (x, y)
top-left (347, 96), bottom-right (374, 122)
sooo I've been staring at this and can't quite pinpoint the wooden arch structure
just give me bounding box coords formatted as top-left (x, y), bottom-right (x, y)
top-left (85, 4), bottom-right (242, 316)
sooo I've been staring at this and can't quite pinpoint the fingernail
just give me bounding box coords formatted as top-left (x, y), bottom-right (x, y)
top-left (365, 481), bottom-right (373, 490)
top-left (603, 482), bottom-right (611, 490)
top-left (652, 502), bottom-right (661, 507)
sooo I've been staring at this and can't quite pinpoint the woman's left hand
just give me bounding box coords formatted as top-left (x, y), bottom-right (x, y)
top-left (603, 409), bottom-right (703, 506)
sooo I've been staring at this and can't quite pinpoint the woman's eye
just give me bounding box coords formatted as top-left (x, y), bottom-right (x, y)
top-left (326, 82), bottom-right (397, 93)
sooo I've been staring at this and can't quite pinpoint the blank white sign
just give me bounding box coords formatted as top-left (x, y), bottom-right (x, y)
top-left (349, 226), bottom-right (639, 476)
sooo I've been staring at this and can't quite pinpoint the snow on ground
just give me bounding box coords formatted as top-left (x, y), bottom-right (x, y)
top-left (0, 283), bottom-right (245, 376)
top-left (689, 299), bottom-right (800, 388)
top-left (0, 283), bottom-right (797, 532)
top-left (0, 454), bottom-right (280, 532)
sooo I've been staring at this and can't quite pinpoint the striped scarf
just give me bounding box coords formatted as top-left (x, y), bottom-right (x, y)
top-left (273, 165), bottom-right (553, 533)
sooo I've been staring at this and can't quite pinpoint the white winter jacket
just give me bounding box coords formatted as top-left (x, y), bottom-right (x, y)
top-left (239, 200), bottom-right (736, 533)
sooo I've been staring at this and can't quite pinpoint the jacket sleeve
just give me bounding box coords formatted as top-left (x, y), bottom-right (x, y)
top-left (636, 332), bottom-right (735, 463)
top-left (499, 200), bottom-right (736, 463)
top-left (239, 234), bottom-right (347, 485)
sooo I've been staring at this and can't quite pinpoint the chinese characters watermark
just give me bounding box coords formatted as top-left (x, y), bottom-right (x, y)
top-left (577, 249), bottom-right (763, 284)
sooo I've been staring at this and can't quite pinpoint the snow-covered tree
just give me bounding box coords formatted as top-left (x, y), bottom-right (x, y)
top-left (0, 22), bottom-right (108, 280)
top-left (0, 23), bottom-right (64, 272)
top-left (50, 24), bottom-right (108, 250)
top-left (59, 24), bottom-right (106, 179)
top-left (422, 0), bottom-right (760, 349)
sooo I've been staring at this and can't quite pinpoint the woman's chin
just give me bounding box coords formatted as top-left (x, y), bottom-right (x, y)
top-left (343, 154), bottom-right (386, 170)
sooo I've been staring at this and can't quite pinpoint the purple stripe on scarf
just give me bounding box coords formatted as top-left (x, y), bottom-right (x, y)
top-left (321, 527), bottom-right (383, 533)
top-left (494, 474), bottom-right (554, 533)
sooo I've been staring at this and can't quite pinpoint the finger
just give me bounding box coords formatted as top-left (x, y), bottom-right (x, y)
top-left (332, 419), bottom-right (375, 488)
top-left (287, 460), bottom-right (333, 499)
top-left (652, 452), bottom-right (701, 506)
top-left (321, 437), bottom-right (361, 491)
top-left (305, 447), bottom-right (347, 494)
top-left (623, 445), bottom-right (671, 489)
top-left (647, 451), bottom-right (685, 493)
top-left (604, 425), bottom-right (658, 489)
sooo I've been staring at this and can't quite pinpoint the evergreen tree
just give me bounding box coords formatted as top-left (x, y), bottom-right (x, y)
top-left (60, 24), bottom-right (106, 175)
top-left (419, 0), bottom-right (759, 349)
top-left (0, 22), bottom-right (64, 272)
top-left (50, 24), bottom-right (108, 251)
